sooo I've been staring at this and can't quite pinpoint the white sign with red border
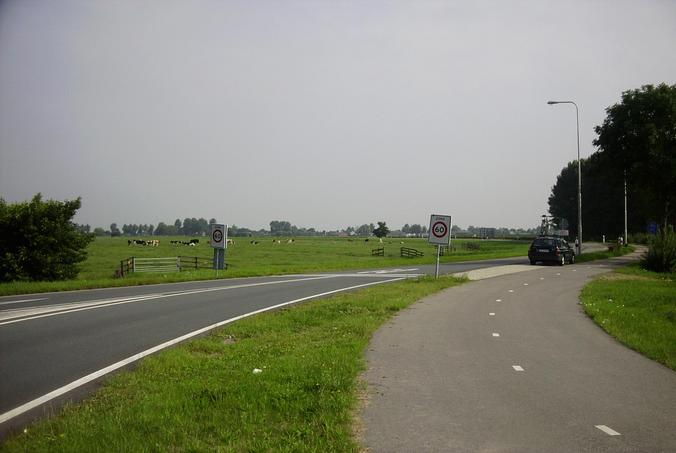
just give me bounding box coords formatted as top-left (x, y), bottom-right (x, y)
top-left (428, 214), bottom-right (452, 245)
top-left (211, 224), bottom-right (226, 249)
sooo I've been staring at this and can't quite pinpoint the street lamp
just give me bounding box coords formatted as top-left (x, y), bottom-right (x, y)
top-left (547, 100), bottom-right (582, 255)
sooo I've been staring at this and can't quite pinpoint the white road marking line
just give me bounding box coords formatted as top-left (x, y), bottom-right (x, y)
top-left (495, 299), bottom-right (502, 302)
top-left (512, 365), bottom-right (524, 371)
top-left (489, 313), bottom-right (495, 316)
top-left (0, 275), bottom-right (335, 326)
top-left (357, 269), bottom-right (418, 274)
top-left (595, 425), bottom-right (621, 436)
top-left (523, 283), bottom-right (529, 286)
top-left (0, 298), bottom-right (47, 306)
top-left (508, 289), bottom-right (514, 293)
top-left (0, 277), bottom-right (405, 425)
top-left (492, 333), bottom-right (500, 337)
top-left (539, 277), bottom-right (545, 280)
top-left (556, 273), bottom-right (561, 276)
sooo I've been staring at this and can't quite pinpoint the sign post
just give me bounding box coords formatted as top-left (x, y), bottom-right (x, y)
top-left (428, 214), bottom-right (452, 278)
top-left (211, 223), bottom-right (226, 275)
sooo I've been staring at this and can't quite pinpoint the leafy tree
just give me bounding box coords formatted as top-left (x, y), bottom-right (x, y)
top-left (93, 227), bottom-right (106, 236)
top-left (110, 223), bottom-right (121, 237)
top-left (410, 224), bottom-right (422, 235)
top-left (593, 83), bottom-right (676, 230)
top-left (0, 194), bottom-right (94, 281)
top-left (154, 222), bottom-right (168, 235)
top-left (372, 221), bottom-right (390, 238)
top-left (174, 219), bottom-right (182, 234)
top-left (355, 224), bottom-right (371, 236)
top-left (270, 220), bottom-right (292, 235)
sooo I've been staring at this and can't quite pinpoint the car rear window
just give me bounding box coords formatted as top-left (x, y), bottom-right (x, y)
top-left (533, 238), bottom-right (556, 247)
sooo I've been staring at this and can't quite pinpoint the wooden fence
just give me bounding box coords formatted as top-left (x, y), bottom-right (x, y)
top-left (117, 256), bottom-right (216, 277)
top-left (371, 248), bottom-right (384, 257)
top-left (400, 247), bottom-right (424, 258)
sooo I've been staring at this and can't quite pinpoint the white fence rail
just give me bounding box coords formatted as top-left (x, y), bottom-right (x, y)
top-left (132, 257), bottom-right (180, 273)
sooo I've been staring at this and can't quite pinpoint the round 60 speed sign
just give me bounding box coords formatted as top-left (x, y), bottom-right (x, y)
top-left (432, 221), bottom-right (447, 238)
top-left (428, 214), bottom-right (451, 245)
top-left (211, 224), bottom-right (226, 249)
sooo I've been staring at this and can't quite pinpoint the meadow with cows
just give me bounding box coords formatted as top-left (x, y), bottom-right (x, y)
top-left (1, 235), bottom-right (529, 296)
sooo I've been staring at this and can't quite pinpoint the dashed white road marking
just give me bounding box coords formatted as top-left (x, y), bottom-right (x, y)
top-left (539, 277), bottom-right (545, 280)
top-left (495, 299), bottom-right (502, 302)
top-left (508, 289), bottom-right (514, 293)
top-left (523, 283), bottom-right (529, 286)
top-left (489, 313), bottom-right (495, 316)
top-left (512, 365), bottom-right (524, 371)
top-left (492, 333), bottom-right (500, 337)
top-left (0, 298), bottom-right (47, 306)
top-left (595, 425), bottom-right (621, 436)
top-left (556, 273), bottom-right (561, 276)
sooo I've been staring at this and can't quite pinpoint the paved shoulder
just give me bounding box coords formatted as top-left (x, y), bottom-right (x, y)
top-left (361, 257), bottom-right (676, 452)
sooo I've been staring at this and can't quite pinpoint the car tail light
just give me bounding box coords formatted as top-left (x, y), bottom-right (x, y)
top-left (555, 247), bottom-right (560, 256)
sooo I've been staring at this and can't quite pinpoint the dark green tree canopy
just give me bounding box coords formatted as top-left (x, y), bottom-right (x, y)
top-left (0, 194), bottom-right (94, 282)
top-left (372, 221), bottom-right (390, 238)
top-left (593, 83), bottom-right (676, 228)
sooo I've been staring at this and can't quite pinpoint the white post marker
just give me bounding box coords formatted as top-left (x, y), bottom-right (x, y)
top-left (428, 214), bottom-right (452, 278)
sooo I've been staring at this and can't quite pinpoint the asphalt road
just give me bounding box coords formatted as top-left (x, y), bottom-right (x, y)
top-left (0, 256), bottom-right (524, 436)
top-left (362, 253), bottom-right (676, 452)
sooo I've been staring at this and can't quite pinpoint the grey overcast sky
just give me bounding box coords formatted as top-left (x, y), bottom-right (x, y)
top-left (1, 1), bottom-right (675, 231)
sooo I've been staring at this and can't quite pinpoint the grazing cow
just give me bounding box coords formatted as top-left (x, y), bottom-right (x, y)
top-left (287, 239), bottom-right (295, 244)
top-left (250, 240), bottom-right (259, 245)
top-left (364, 239), bottom-right (369, 242)
top-left (226, 239), bottom-right (235, 245)
top-left (189, 239), bottom-right (199, 245)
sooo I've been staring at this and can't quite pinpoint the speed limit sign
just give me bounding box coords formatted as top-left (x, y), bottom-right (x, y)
top-left (428, 214), bottom-right (451, 245)
top-left (211, 224), bottom-right (226, 249)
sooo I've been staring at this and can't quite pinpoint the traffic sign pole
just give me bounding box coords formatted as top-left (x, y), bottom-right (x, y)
top-left (428, 214), bottom-right (452, 279)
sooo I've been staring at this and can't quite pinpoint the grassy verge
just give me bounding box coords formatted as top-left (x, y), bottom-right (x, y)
top-left (576, 244), bottom-right (634, 262)
top-left (0, 237), bottom-right (526, 296)
top-left (1, 275), bottom-right (464, 452)
top-left (581, 264), bottom-right (676, 370)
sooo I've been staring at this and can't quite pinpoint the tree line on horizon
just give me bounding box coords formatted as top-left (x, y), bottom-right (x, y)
top-left (81, 219), bottom-right (538, 238)
top-left (547, 83), bottom-right (675, 241)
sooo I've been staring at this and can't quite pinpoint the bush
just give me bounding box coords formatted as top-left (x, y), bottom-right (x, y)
top-left (641, 228), bottom-right (676, 273)
top-left (0, 194), bottom-right (94, 281)
top-left (628, 232), bottom-right (651, 245)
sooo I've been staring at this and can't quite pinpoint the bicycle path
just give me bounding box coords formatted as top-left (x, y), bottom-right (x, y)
top-left (361, 250), bottom-right (676, 452)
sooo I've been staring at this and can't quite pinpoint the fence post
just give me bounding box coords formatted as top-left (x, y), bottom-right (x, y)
top-left (132, 257), bottom-right (136, 273)
top-left (177, 256), bottom-right (181, 272)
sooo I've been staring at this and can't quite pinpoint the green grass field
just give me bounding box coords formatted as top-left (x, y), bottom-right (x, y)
top-left (581, 265), bottom-right (676, 370)
top-left (0, 275), bottom-right (464, 452)
top-left (0, 236), bottom-right (529, 296)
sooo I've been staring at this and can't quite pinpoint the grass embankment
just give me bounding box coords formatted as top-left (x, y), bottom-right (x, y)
top-left (575, 244), bottom-right (634, 263)
top-left (1, 275), bottom-right (463, 452)
top-left (0, 237), bottom-right (526, 296)
top-left (581, 264), bottom-right (676, 370)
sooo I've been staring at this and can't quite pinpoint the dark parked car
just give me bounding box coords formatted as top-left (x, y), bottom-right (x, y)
top-left (528, 236), bottom-right (575, 265)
